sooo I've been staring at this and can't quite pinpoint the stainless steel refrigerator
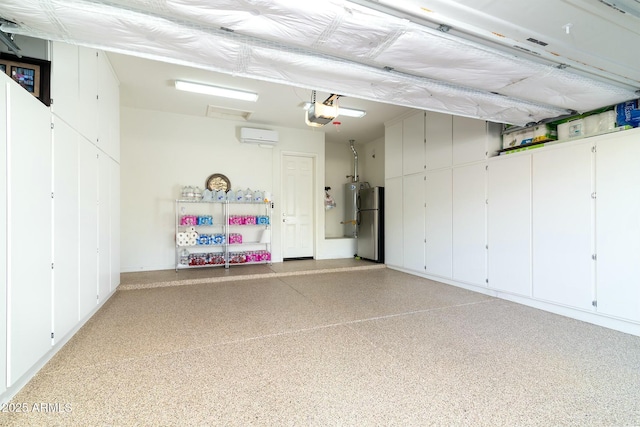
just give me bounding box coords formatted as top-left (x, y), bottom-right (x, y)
top-left (357, 186), bottom-right (384, 263)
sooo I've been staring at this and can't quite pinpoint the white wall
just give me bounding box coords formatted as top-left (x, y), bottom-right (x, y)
top-left (121, 106), bottom-right (331, 271)
top-left (0, 35), bottom-right (48, 58)
top-left (324, 138), bottom-right (383, 238)
top-left (324, 141), bottom-right (357, 238)
top-left (360, 136), bottom-right (385, 187)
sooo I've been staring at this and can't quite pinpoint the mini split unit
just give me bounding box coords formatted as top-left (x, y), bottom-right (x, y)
top-left (239, 127), bottom-right (279, 146)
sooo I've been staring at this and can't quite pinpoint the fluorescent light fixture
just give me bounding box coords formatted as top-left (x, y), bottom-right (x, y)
top-left (175, 80), bottom-right (258, 102)
top-left (602, 0), bottom-right (640, 18)
top-left (302, 102), bottom-right (366, 118)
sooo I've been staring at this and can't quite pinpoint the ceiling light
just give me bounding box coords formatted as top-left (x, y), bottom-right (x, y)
top-left (601, 0), bottom-right (640, 18)
top-left (302, 102), bottom-right (366, 118)
top-left (175, 80), bottom-right (258, 102)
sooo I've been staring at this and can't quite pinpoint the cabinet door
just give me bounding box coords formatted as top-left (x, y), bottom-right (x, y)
top-left (50, 42), bottom-right (79, 129)
top-left (384, 177), bottom-right (403, 267)
top-left (111, 161), bottom-right (121, 291)
top-left (532, 143), bottom-right (594, 310)
top-left (79, 139), bottom-right (98, 320)
top-left (453, 163), bottom-right (487, 286)
top-left (425, 169), bottom-right (452, 278)
top-left (425, 111), bottom-right (452, 170)
top-left (385, 121), bottom-right (403, 179)
top-left (98, 51), bottom-right (120, 161)
top-left (7, 83), bottom-right (52, 386)
top-left (78, 47), bottom-right (98, 145)
top-left (487, 155), bottom-right (532, 296)
top-left (53, 119), bottom-right (80, 343)
top-left (403, 174), bottom-right (425, 272)
top-left (596, 133), bottom-right (640, 322)
top-left (98, 153), bottom-right (111, 302)
top-left (453, 116), bottom-right (487, 165)
top-left (402, 112), bottom-right (425, 175)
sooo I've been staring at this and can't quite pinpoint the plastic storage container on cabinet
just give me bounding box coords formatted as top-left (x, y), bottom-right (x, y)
top-left (175, 199), bottom-right (272, 270)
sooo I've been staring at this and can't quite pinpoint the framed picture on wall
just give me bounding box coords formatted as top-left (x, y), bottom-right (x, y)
top-left (0, 53), bottom-right (50, 106)
top-left (11, 65), bottom-right (39, 96)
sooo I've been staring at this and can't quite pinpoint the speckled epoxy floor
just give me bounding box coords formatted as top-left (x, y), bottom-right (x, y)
top-left (4, 265), bottom-right (640, 426)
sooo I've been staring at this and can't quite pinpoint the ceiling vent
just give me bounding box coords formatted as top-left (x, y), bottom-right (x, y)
top-left (206, 105), bottom-right (252, 121)
top-left (239, 127), bottom-right (279, 146)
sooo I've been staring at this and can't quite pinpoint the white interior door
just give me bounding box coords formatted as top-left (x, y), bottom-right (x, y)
top-left (282, 155), bottom-right (314, 259)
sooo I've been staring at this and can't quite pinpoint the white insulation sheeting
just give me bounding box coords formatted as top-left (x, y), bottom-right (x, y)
top-left (0, 0), bottom-right (637, 125)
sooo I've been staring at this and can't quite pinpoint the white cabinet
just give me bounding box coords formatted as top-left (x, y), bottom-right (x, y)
top-left (402, 112), bottom-right (425, 175)
top-left (425, 111), bottom-right (452, 170)
top-left (487, 154), bottom-right (532, 296)
top-left (425, 169), bottom-right (452, 278)
top-left (53, 119), bottom-right (80, 343)
top-left (595, 132), bottom-right (640, 322)
top-left (403, 173), bottom-right (425, 272)
top-left (453, 163), bottom-right (487, 286)
top-left (384, 176), bottom-right (403, 268)
top-left (453, 116), bottom-right (487, 165)
top-left (385, 121), bottom-right (403, 179)
top-left (0, 48), bottom-right (120, 403)
top-left (176, 200), bottom-right (272, 269)
top-left (7, 81), bottom-right (52, 386)
top-left (532, 143), bottom-right (594, 310)
top-left (51, 43), bottom-right (120, 161)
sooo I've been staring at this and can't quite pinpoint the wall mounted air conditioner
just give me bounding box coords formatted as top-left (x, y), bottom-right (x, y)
top-left (239, 127), bottom-right (279, 146)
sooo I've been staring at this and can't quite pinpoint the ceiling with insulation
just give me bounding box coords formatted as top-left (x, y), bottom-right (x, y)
top-left (1, 0), bottom-right (639, 143)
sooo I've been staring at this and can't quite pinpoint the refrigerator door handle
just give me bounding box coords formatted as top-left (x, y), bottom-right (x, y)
top-left (356, 209), bottom-right (361, 226)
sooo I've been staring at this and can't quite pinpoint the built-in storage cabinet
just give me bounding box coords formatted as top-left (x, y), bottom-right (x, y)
top-left (595, 132), bottom-right (640, 322)
top-left (387, 110), bottom-right (640, 334)
top-left (402, 112), bottom-right (426, 175)
top-left (176, 200), bottom-right (272, 270)
top-left (385, 121), bottom-right (403, 179)
top-left (384, 176), bottom-right (403, 268)
top-left (532, 143), bottom-right (594, 310)
top-left (425, 169), bottom-right (452, 278)
top-left (1, 42), bottom-right (120, 403)
top-left (402, 173), bottom-right (425, 272)
top-left (487, 154), bottom-right (532, 297)
top-left (452, 163), bottom-right (487, 286)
